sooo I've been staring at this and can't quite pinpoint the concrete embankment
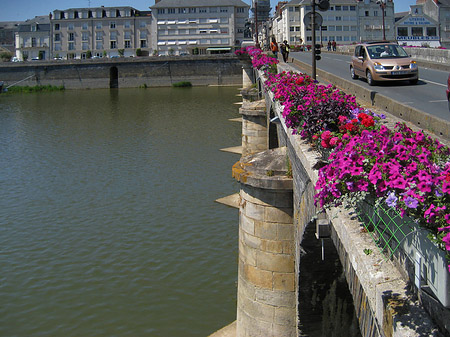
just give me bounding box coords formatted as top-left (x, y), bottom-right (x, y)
top-left (0, 55), bottom-right (242, 89)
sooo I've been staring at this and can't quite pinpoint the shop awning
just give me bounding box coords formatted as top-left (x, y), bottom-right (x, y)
top-left (206, 47), bottom-right (232, 51)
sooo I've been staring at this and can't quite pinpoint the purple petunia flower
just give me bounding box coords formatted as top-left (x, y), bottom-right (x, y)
top-left (386, 192), bottom-right (397, 208)
top-left (404, 196), bottom-right (419, 209)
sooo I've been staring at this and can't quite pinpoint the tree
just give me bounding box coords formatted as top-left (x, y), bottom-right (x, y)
top-left (136, 48), bottom-right (142, 57)
top-left (118, 49), bottom-right (124, 57)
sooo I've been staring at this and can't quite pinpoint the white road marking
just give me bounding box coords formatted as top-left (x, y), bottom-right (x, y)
top-left (422, 79), bottom-right (446, 87)
top-left (429, 99), bottom-right (448, 103)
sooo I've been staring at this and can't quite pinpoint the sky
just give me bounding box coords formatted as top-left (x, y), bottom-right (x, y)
top-left (0, 0), bottom-right (416, 22)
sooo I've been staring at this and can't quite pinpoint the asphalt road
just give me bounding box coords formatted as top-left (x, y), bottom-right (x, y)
top-left (290, 51), bottom-right (450, 121)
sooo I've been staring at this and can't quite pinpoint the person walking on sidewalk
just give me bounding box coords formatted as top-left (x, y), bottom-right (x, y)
top-left (280, 40), bottom-right (290, 63)
top-left (270, 37), bottom-right (279, 58)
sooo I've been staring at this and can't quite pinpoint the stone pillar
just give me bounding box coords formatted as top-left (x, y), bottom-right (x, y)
top-left (242, 63), bottom-right (254, 89)
top-left (240, 99), bottom-right (268, 157)
top-left (232, 147), bottom-right (295, 337)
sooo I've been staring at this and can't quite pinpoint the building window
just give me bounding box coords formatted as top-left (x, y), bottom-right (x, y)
top-left (290, 26), bottom-right (295, 31)
top-left (168, 8), bottom-right (175, 14)
top-left (412, 27), bottom-right (423, 36)
top-left (220, 28), bottom-right (228, 34)
top-left (289, 7), bottom-right (294, 12)
top-left (295, 26), bottom-right (300, 31)
top-left (82, 22), bottom-right (88, 30)
top-left (54, 23), bottom-right (60, 30)
top-left (199, 30), bottom-right (207, 34)
top-left (335, 6), bottom-right (341, 10)
top-left (343, 26), bottom-right (349, 31)
top-left (365, 11), bottom-right (369, 16)
top-left (140, 40), bottom-right (147, 48)
top-left (157, 9), bottom-right (165, 14)
top-left (343, 5), bottom-right (348, 10)
top-left (96, 41), bottom-right (102, 49)
top-left (125, 40), bottom-right (131, 48)
top-left (335, 16), bottom-right (342, 21)
top-left (110, 41), bottom-right (117, 48)
top-left (350, 5), bottom-right (356, 10)
top-left (54, 33), bottom-right (60, 41)
top-left (69, 33), bottom-right (75, 41)
top-left (336, 36), bottom-right (342, 41)
top-left (189, 8), bottom-right (196, 13)
top-left (179, 8), bottom-right (187, 14)
top-left (96, 32), bottom-right (102, 40)
top-left (397, 27), bottom-right (408, 36)
top-left (140, 21), bottom-right (147, 28)
top-left (237, 7), bottom-right (245, 13)
top-left (210, 7), bottom-right (217, 13)
top-left (54, 43), bottom-right (61, 51)
top-left (124, 21), bottom-right (131, 28)
top-left (220, 7), bottom-right (228, 13)
top-left (427, 27), bottom-right (437, 36)
top-left (68, 42), bottom-right (75, 50)
top-left (199, 8), bottom-right (207, 13)
top-left (82, 42), bottom-right (89, 50)
top-left (374, 10), bottom-right (378, 16)
top-left (82, 32), bottom-right (89, 41)
top-left (110, 31), bottom-right (117, 40)
top-left (110, 22), bottom-right (116, 29)
top-left (68, 23), bottom-right (74, 30)
top-left (124, 31), bottom-right (131, 39)
top-left (336, 26), bottom-right (342, 31)
top-left (96, 22), bottom-right (102, 29)
top-left (31, 38), bottom-right (36, 47)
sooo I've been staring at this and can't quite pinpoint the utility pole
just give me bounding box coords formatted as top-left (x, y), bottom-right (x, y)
top-left (255, 1), bottom-right (259, 46)
top-left (311, 0), bottom-right (316, 80)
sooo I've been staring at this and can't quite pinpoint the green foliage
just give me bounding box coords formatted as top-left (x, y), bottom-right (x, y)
top-left (172, 81), bottom-right (192, 88)
top-left (193, 47), bottom-right (199, 55)
top-left (5, 85), bottom-right (65, 93)
top-left (86, 50), bottom-right (92, 58)
top-left (168, 48), bottom-right (175, 56)
top-left (0, 52), bottom-right (13, 62)
top-left (136, 48), bottom-right (142, 57)
top-left (118, 49), bottom-right (124, 57)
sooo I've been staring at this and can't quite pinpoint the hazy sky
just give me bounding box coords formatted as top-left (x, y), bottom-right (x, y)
top-left (0, 0), bottom-right (416, 22)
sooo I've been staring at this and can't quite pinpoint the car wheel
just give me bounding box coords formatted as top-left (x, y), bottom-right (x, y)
top-left (366, 70), bottom-right (374, 86)
top-left (350, 66), bottom-right (358, 80)
top-left (410, 78), bottom-right (418, 85)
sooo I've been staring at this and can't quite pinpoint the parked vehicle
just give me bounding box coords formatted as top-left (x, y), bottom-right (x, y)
top-left (447, 73), bottom-right (450, 112)
top-left (11, 57), bottom-right (20, 62)
top-left (350, 41), bottom-right (419, 86)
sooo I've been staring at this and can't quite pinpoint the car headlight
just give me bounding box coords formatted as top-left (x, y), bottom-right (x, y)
top-left (410, 61), bottom-right (418, 69)
top-left (373, 62), bottom-right (385, 71)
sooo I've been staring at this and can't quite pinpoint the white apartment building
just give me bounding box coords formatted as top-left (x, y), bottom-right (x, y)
top-left (271, 0), bottom-right (395, 47)
top-left (150, 0), bottom-right (250, 56)
top-left (15, 16), bottom-right (50, 61)
top-left (357, 0), bottom-right (395, 42)
top-left (50, 6), bottom-right (152, 59)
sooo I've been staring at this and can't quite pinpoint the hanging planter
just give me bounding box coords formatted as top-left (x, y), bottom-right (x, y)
top-left (357, 200), bottom-right (450, 308)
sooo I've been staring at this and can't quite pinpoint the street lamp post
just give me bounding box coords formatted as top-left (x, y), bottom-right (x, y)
top-left (377, 0), bottom-right (386, 41)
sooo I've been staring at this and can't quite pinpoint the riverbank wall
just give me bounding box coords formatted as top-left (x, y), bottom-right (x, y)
top-left (0, 55), bottom-right (242, 89)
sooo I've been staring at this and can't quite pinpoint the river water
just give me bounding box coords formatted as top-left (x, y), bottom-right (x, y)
top-left (0, 87), bottom-right (242, 337)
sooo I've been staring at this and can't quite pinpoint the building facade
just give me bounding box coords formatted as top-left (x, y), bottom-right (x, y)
top-left (15, 16), bottom-right (50, 61)
top-left (150, 0), bottom-right (249, 56)
top-left (50, 6), bottom-right (152, 59)
top-left (395, 4), bottom-right (440, 47)
top-left (271, 0), bottom-right (395, 47)
top-left (414, 0), bottom-right (450, 48)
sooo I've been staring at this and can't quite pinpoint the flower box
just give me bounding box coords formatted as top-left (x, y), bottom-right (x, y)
top-left (358, 201), bottom-right (450, 308)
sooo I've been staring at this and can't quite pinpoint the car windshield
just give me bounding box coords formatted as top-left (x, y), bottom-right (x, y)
top-left (366, 45), bottom-right (409, 59)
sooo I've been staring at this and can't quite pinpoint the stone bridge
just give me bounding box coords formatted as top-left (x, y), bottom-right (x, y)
top-left (212, 62), bottom-right (450, 337)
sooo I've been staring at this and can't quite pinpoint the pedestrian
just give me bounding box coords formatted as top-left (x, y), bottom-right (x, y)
top-left (327, 40), bottom-right (331, 51)
top-left (280, 40), bottom-right (290, 63)
top-left (270, 37), bottom-right (279, 58)
top-left (332, 40), bottom-right (336, 52)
